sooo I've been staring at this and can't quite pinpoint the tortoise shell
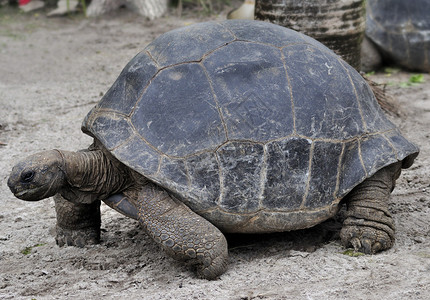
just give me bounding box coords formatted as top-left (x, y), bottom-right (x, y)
top-left (366, 0), bottom-right (430, 72)
top-left (83, 20), bottom-right (419, 233)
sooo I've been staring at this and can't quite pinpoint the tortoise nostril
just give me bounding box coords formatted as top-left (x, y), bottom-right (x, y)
top-left (21, 171), bottom-right (35, 183)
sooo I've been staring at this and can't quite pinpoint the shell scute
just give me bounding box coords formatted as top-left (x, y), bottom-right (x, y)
top-left (360, 134), bottom-right (396, 176)
top-left (283, 44), bottom-right (363, 139)
top-left (184, 152), bottom-right (220, 211)
top-left (131, 63), bottom-right (226, 157)
top-left (86, 113), bottom-right (134, 151)
top-left (217, 141), bottom-right (264, 213)
top-left (203, 41), bottom-right (294, 142)
top-left (96, 51), bottom-right (158, 115)
top-left (145, 21), bottom-right (235, 68)
top-left (304, 141), bottom-right (343, 209)
top-left (263, 138), bottom-right (311, 210)
top-left (112, 135), bottom-right (160, 177)
top-left (344, 61), bottom-right (392, 132)
top-left (223, 19), bottom-right (306, 47)
top-left (337, 140), bottom-right (366, 197)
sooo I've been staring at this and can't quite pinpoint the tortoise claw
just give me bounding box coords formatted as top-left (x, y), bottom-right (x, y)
top-left (340, 223), bottom-right (394, 254)
top-left (372, 241), bottom-right (382, 253)
top-left (361, 238), bottom-right (373, 254)
top-left (350, 237), bottom-right (362, 251)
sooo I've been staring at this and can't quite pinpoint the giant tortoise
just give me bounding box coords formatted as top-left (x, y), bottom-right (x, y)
top-left (7, 20), bottom-right (419, 279)
top-left (366, 0), bottom-right (430, 72)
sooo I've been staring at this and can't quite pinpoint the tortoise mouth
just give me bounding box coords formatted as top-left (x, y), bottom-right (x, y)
top-left (13, 184), bottom-right (51, 201)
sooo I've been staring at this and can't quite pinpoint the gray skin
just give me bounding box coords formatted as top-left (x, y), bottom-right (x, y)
top-left (7, 142), bottom-right (403, 279)
top-left (8, 146), bottom-right (228, 279)
top-left (7, 20), bottom-right (419, 279)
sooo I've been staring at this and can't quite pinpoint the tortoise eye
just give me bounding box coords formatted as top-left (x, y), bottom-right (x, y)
top-left (21, 171), bottom-right (35, 183)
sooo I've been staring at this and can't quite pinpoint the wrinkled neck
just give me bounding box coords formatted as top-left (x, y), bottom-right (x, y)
top-left (58, 149), bottom-right (131, 201)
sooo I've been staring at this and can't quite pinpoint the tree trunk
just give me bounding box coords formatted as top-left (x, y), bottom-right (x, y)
top-left (254, 0), bottom-right (365, 71)
top-left (126, 0), bottom-right (167, 19)
top-left (87, 0), bottom-right (167, 19)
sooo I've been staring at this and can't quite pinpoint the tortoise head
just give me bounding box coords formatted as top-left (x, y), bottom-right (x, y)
top-left (7, 150), bottom-right (66, 201)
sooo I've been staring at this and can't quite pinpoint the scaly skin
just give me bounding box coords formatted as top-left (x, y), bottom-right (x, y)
top-left (8, 146), bottom-right (228, 279)
top-left (7, 144), bottom-right (403, 279)
top-left (137, 181), bottom-right (228, 279)
top-left (54, 194), bottom-right (101, 247)
top-left (340, 162), bottom-right (401, 253)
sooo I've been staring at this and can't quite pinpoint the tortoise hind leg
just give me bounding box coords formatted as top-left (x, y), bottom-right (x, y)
top-left (340, 162), bottom-right (402, 254)
top-left (137, 182), bottom-right (228, 280)
top-left (54, 194), bottom-right (101, 247)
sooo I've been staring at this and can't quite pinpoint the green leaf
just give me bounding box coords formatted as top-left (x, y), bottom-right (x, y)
top-left (341, 249), bottom-right (365, 257)
top-left (409, 74), bottom-right (424, 84)
top-left (399, 82), bottom-right (411, 88)
top-left (21, 243), bottom-right (45, 255)
top-left (384, 67), bottom-right (400, 75)
top-left (21, 247), bottom-right (32, 255)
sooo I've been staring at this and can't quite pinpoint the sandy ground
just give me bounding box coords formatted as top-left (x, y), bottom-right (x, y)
top-left (0, 5), bottom-right (429, 300)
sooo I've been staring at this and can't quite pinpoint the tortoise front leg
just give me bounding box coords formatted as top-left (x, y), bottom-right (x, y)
top-left (54, 194), bottom-right (101, 247)
top-left (340, 162), bottom-right (402, 253)
top-left (137, 182), bottom-right (228, 280)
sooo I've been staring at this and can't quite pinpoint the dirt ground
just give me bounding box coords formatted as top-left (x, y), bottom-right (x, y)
top-left (0, 5), bottom-right (429, 300)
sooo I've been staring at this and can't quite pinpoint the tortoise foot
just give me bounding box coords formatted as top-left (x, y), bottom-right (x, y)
top-left (56, 225), bottom-right (100, 248)
top-left (340, 202), bottom-right (395, 254)
top-left (137, 183), bottom-right (229, 279)
top-left (340, 164), bottom-right (400, 254)
top-left (340, 218), bottom-right (394, 254)
top-left (194, 235), bottom-right (229, 280)
top-left (54, 194), bottom-right (101, 247)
